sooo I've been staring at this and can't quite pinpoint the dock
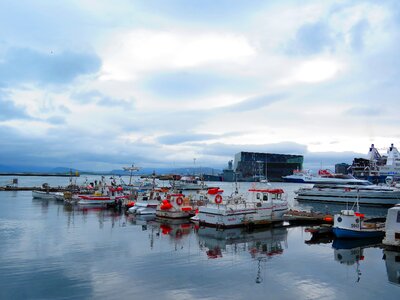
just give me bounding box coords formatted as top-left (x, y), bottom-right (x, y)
top-left (0, 173), bottom-right (79, 177)
top-left (0, 186), bottom-right (69, 192)
top-left (283, 209), bottom-right (334, 224)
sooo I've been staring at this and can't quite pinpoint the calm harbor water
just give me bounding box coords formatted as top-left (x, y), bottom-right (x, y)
top-left (0, 176), bottom-right (399, 299)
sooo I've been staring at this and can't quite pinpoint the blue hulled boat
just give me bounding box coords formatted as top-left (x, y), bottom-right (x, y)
top-left (332, 190), bottom-right (385, 239)
top-left (332, 209), bottom-right (385, 239)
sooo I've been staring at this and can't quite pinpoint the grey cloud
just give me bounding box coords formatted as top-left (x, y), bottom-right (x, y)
top-left (46, 116), bottom-right (66, 125)
top-left (0, 125), bottom-right (170, 170)
top-left (72, 90), bottom-right (133, 108)
top-left (142, 71), bottom-right (258, 100)
top-left (303, 151), bottom-right (364, 171)
top-left (197, 141), bottom-right (308, 158)
top-left (224, 93), bottom-right (287, 112)
top-left (0, 48), bottom-right (101, 86)
top-left (157, 132), bottom-right (237, 145)
top-left (0, 90), bottom-right (30, 121)
top-left (288, 21), bottom-right (336, 55)
top-left (345, 106), bottom-right (384, 116)
top-left (350, 19), bottom-right (369, 51)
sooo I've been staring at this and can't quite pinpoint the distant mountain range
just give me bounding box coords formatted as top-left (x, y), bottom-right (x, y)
top-left (0, 164), bottom-right (222, 176)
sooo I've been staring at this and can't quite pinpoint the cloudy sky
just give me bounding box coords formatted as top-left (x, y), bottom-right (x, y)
top-left (0, 0), bottom-right (399, 171)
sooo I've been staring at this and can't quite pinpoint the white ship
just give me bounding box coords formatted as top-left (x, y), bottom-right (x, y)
top-left (295, 184), bottom-right (400, 206)
top-left (282, 169), bottom-right (370, 185)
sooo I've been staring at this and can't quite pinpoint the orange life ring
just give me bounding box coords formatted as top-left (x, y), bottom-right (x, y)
top-left (215, 194), bottom-right (222, 204)
top-left (176, 197), bottom-right (183, 206)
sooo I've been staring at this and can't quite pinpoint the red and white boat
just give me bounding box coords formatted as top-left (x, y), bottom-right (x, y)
top-left (156, 193), bottom-right (195, 218)
top-left (75, 186), bottom-right (129, 205)
top-left (197, 188), bottom-right (288, 228)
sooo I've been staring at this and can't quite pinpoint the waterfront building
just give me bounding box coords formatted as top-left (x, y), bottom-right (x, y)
top-left (233, 151), bottom-right (303, 182)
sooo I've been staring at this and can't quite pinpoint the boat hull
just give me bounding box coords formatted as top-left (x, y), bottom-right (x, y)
top-left (156, 210), bottom-right (193, 219)
top-left (332, 227), bottom-right (385, 239)
top-left (282, 178), bottom-right (307, 183)
top-left (198, 204), bottom-right (288, 228)
top-left (32, 191), bottom-right (64, 200)
top-left (296, 189), bottom-right (400, 206)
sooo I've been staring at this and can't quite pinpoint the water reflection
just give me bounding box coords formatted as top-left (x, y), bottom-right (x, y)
top-left (3, 189), bottom-right (400, 299)
top-left (332, 238), bottom-right (383, 283)
top-left (197, 226), bottom-right (288, 283)
top-left (62, 204), bottom-right (127, 229)
top-left (383, 250), bottom-right (400, 286)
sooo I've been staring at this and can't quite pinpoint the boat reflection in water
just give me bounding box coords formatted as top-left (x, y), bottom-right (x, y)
top-left (157, 218), bottom-right (193, 239)
top-left (383, 250), bottom-right (400, 286)
top-left (197, 226), bottom-right (288, 283)
top-left (332, 238), bottom-right (382, 283)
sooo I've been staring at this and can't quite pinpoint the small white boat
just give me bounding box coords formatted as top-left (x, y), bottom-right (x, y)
top-left (171, 176), bottom-right (208, 190)
top-left (128, 190), bottom-right (167, 215)
top-left (332, 191), bottom-right (385, 239)
top-left (75, 185), bottom-right (129, 205)
top-left (32, 190), bottom-right (64, 201)
top-left (383, 204), bottom-right (400, 248)
top-left (197, 188), bottom-right (288, 228)
top-left (129, 200), bottom-right (160, 215)
top-left (332, 209), bottom-right (385, 239)
top-left (156, 194), bottom-right (194, 219)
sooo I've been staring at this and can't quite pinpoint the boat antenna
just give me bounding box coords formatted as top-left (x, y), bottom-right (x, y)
top-left (234, 171), bottom-right (239, 195)
top-left (351, 188), bottom-right (360, 212)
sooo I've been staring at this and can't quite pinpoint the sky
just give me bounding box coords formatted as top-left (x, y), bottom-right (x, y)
top-left (0, 0), bottom-right (399, 171)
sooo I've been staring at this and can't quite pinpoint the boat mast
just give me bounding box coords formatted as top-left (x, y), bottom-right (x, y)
top-left (123, 163), bottom-right (140, 185)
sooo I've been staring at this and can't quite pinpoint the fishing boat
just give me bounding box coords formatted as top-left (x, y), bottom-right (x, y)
top-left (171, 176), bottom-right (208, 190)
top-left (75, 185), bottom-right (129, 205)
top-left (382, 204), bottom-right (400, 248)
top-left (155, 193), bottom-right (195, 219)
top-left (332, 192), bottom-right (385, 238)
top-left (32, 190), bottom-right (64, 201)
top-left (295, 182), bottom-right (400, 206)
top-left (128, 190), bottom-right (166, 215)
top-left (197, 188), bottom-right (288, 228)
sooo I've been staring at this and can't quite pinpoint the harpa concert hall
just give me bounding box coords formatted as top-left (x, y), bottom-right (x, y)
top-left (233, 151), bottom-right (303, 182)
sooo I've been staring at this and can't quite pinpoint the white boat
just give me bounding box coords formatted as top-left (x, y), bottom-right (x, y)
top-left (283, 169), bottom-right (370, 184)
top-left (128, 190), bottom-right (168, 215)
top-left (296, 183), bottom-right (400, 206)
top-left (155, 193), bottom-right (194, 219)
top-left (197, 188), bottom-right (289, 228)
top-left (171, 176), bottom-right (208, 190)
top-left (74, 183), bottom-right (130, 205)
top-left (383, 204), bottom-right (400, 248)
top-left (351, 144), bottom-right (400, 181)
top-left (378, 144), bottom-right (400, 177)
top-left (32, 190), bottom-right (64, 201)
top-left (332, 193), bottom-right (385, 239)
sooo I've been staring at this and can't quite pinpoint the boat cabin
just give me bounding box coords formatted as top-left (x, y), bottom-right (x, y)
top-left (383, 204), bottom-right (400, 247)
top-left (249, 189), bottom-right (285, 202)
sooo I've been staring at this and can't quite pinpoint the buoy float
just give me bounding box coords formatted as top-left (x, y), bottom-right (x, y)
top-left (215, 194), bottom-right (223, 204)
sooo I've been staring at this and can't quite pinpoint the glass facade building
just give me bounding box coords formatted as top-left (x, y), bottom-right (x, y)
top-left (234, 151), bottom-right (303, 182)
